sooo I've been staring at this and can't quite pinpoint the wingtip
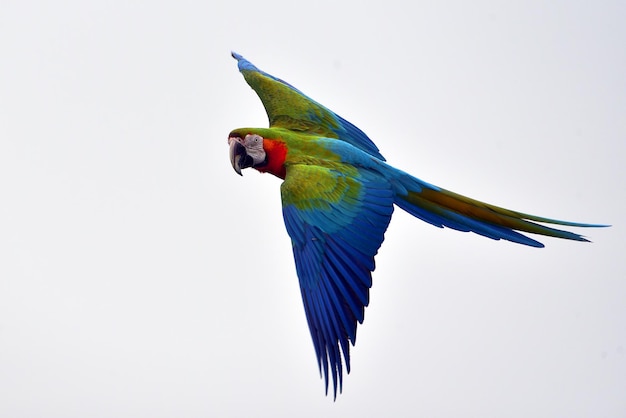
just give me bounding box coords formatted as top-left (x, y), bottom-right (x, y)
top-left (230, 51), bottom-right (258, 72)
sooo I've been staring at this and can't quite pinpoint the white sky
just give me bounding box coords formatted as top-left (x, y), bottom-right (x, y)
top-left (1, 1), bottom-right (624, 417)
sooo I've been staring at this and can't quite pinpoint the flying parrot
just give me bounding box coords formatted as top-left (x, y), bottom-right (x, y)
top-left (227, 52), bottom-right (606, 398)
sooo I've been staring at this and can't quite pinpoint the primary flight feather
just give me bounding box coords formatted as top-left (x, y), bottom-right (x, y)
top-left (227, 52), bottom-right (606, 398)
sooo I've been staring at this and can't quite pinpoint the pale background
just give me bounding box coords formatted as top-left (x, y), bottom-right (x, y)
top-left (1, 1), bottom-right (624, 417)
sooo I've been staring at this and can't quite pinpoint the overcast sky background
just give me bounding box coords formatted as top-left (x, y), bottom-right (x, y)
top-left (1, 1), bottom-right (624, 417)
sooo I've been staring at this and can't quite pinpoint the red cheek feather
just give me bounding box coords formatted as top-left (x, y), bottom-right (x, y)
top-left (255, 138), bottom-right (288, 179)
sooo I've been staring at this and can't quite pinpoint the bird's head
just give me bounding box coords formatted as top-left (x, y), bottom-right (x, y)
top-left (228, 128), bottom-right (288, 178)
top-left (228, 131), bottom-right (267, 176)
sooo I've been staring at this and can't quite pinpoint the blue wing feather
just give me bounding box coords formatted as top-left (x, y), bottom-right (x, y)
top-left (281, 166), bottom-right (394, 399)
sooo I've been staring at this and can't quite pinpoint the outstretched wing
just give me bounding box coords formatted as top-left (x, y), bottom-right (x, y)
top-left (232, 52), bottom-right (385, 160)
top-left (280, 163), bottom-right (394, 398)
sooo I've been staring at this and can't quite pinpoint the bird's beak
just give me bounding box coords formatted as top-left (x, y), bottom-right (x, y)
top-left (229, 137), bottom-right (253, 176)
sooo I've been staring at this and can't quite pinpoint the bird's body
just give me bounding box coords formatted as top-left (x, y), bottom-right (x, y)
top-left (227, 52), bottom-right (606, 398)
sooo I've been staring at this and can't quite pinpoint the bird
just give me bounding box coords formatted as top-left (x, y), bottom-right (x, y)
top-left (227, 52), bottom-right (607, 398)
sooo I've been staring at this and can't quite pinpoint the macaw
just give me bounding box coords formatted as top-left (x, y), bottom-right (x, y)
top-left (227, 52), bottom-right (606, 398)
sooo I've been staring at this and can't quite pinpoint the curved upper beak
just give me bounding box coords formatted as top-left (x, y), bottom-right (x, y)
top-left (228, 137), bottom-right (253, 176)
top-left (229, 138), bottom-right (244, 175)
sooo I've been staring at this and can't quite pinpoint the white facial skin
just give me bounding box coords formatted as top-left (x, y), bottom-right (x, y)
top-left (240, 134), bottom-right (265, 164)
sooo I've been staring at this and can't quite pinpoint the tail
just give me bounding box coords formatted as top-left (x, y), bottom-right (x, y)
top-left (392, 173), bottom-right (608, 248)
